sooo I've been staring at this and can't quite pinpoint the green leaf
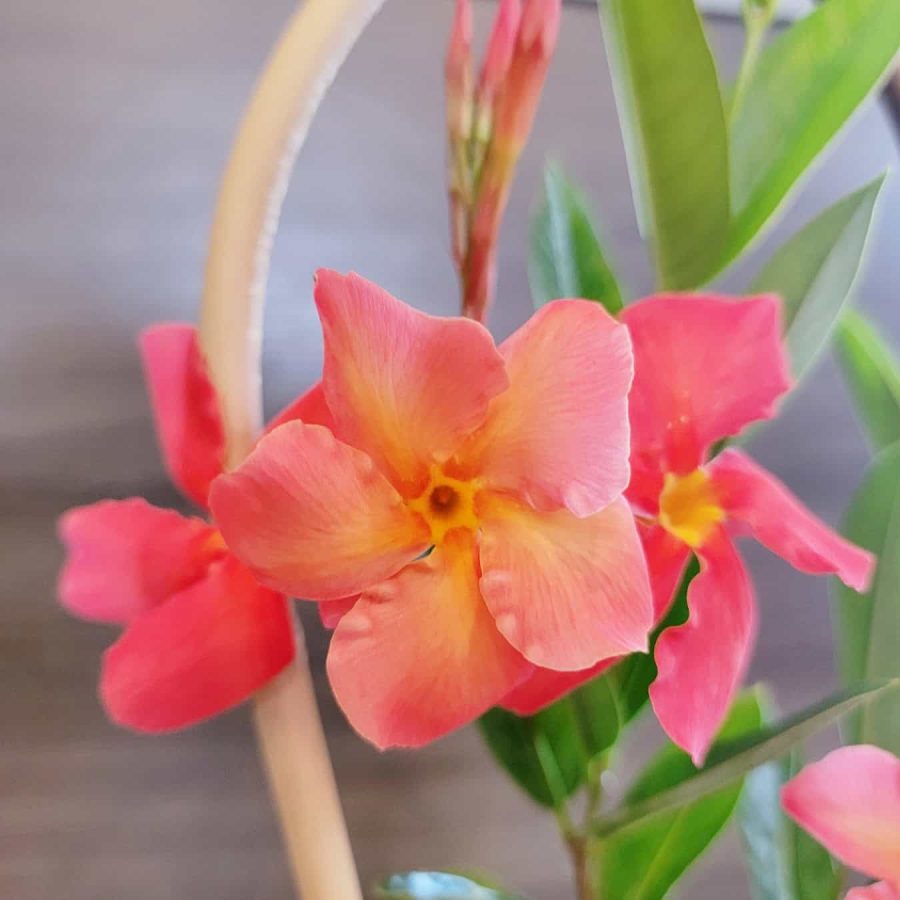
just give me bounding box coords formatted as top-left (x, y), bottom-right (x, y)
top-left (592, 680), bottom-right (898, 837)
top-left (599, 0), bottom-right (729, 289)
top-left (725, 0), bottom-right (900, 268)
top-left (593, 691), bottom-right (764, 900)
top-left (834, 311), bottom-right (900, 452)
top-left (832, 443), bottom-right (900, 753)
top-left (738, 705), bottom-right (841, 900)
top-left (376, 872), bottom-right (520, 899)
top-left (750, 176), bottom-right (885, 381)
top-left (529, 164), bottom-right (623, 314)
top-left (478, 703), bottom-right (588, 808)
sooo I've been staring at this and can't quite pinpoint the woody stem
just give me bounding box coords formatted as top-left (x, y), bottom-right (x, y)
top-left (198, 1), bottom-right (387, 896)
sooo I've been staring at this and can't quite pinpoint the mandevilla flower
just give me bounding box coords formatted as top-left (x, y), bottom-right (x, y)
top-left (782, 745), bottom-right (900, 899)
top-left (57, 325), bottom-right (305, 731)
top-left (211, 269), bottom-right (653, 748)
top-left (502, 294), bottom-right (875, 764)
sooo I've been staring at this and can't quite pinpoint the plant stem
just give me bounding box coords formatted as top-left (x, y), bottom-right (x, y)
top-left (199, 1), bottom-right (388, 895)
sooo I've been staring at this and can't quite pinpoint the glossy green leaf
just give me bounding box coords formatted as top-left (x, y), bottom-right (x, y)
top-left (599, 0), bottom-right (729, 289)
top-left (478, 702), bottom-right (587, 808)
top-left (738, 703), bottom-right (841, 900)
top-left (529, 164), bottom-right (623, 314)
top-left (750, 176), bottom-right (885, 380)
top-left (593, 691), bottom-right (764, 900)
top-left (834, 311), bottom-right (900, 451)
top-left (832, 444), bottom-right (900, 753)
top-left (725, 0), bottom-right (900, 267)
top-left (593, 680), bottom-right (897, 837)
top-left (376, 871), bottom-right (520, 899)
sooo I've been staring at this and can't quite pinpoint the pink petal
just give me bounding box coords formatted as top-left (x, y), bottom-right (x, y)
top-left (499, 658), bottom-right (616, 716)
top-left (314, 269), bottom-right (508, 490)
top-left (319, 596), bottom-right (358, 630)
top-left (710, 448), bottom-right (875, 592)
top-left (265, 381), bottom-right (333, 434)
top-left (623, 294), bottom-right (791, 501)
top-left (139, 323), bottom-right (225, 508)
top-left (210, 422), bottom-right (430, 600)
top-left (477, 494), bottom-right (653, 670)
top-left (640, 521), bottom-right (692, 622)
top-left (460, 300), bottom-right (633, 517)
top-left (649, 528), bottom-right (758, 765)
top-left (101, 556), bottom-right (293, 732)
top-left (782, 745), bottom-right (900, 886)
top-left (847, 884), bottom-right (900, 900)
top-left (326, 531), bottom-right (531, 748)
top-left (58, 499), bottom-right (220, 624)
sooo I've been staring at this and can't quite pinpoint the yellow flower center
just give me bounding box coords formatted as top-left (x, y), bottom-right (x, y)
top-left (658, 468), bottom-right (724, 548)
top-left (408, 467), bottom-right (481, 545)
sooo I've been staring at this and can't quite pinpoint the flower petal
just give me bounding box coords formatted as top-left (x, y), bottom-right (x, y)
top-left (477, 494), bottom-right (653, 670)
top-left (499, 658), bottom-right (616, 716)
top-left (58, 499), bottom-right (220, 624)
top-left (623, 294), bottom-right (791, 501)
top-left (710, 448), bottom-right (875, 592)
top-left (782, 745), bottom-right (900, 886)
top-left (210, 422), bottom-right (430, 600)
top-left (265, 381), bottom-right (334, 434)
top-left (460, 300), bottom-right (633, 516)
top-left (327, 531), bottom-right (531, 748)
top-left (101, 556), bottom-right (294, 732)
top-left (319, 596), bottom-right (358, 630)
top-left (649, 528), bottom-right (757, 765)
top-left (847, 884), bottom-right (900, 900)
top-left (314, 269), bottom-right (508, 489)
top-left (139, 323), bottom-right (225, 508)
top-left (640, 521), bottom-right (693, 622)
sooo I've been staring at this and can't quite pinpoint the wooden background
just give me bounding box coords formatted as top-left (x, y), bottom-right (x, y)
top-left (2, 1), bottom-right (898, 897)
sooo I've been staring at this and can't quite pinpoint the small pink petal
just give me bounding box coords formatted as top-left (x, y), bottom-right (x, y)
top-left (649, 528), bottom-right (758, 766)
top-left (782, 745), bottom-right (900, 886)
top-left (710, 448), bottom-right (875, 592)
top-left (623, 294), bottom-right (791, 493)
top-left (210, 422), bottom-right (430, 601)
top-left (499, 658), bottom-right (616, 716)
top-left (319, 596), bottom-right (358, 630)
top-left (327, 531), bottom-right (531, 748)
top-left (461, 299), bottom-right (633, 517)
top-left (847, 884), bottom-right (900, 900)
top-left (139, 323), bottom-right (225, 508)
top-left (58, 499), bottom-right (219, 624)
top-left (640, 521), bottom-right (693, 623)
top-left (477, 494), bottom-right (653, 670)
top-left (101, 556), bottom-right (294, 732)
top-left (314, 269), bottom-right (508, 489)
top-left (265, 381), bottom-right (333, 434)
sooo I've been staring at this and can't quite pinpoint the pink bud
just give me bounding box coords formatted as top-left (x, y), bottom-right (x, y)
top-left (446, 0), bottom-right (473, 87)
top-left (477, 0), bottom-right (522, 110)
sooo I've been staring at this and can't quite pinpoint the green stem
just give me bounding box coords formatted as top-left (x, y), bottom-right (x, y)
top-left (729, 16), bottom-right (767, 123)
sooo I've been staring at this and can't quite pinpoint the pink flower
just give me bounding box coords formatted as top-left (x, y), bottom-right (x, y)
top-left (210, 269), bottom-right (653, 748)
top-left (782, 745), bottom-right (900, 899)
top-left (501, 294), bottom-right (875, 761)
top-left (57, 324), bottom-right (302, 732)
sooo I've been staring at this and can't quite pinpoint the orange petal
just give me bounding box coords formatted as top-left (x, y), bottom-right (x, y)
top-left (461, 299), bottom-right (633, 516)
top-left (314, 269), bottom-right (508, 489)
top-left (210, 422), bottom-right (430, 600)
top-left (327, 531), bottom-right (531, 748)
top-left (477, 493), bottom-right (653, 670)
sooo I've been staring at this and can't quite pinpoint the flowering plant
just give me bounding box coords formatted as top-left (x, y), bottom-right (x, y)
top-left (56, 0), bottom-right (900, 898)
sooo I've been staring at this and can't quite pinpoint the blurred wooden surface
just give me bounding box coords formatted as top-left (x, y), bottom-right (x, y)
top-left (1, 1), bottom-right (898, 897)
